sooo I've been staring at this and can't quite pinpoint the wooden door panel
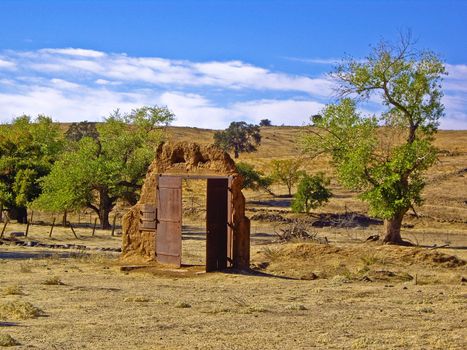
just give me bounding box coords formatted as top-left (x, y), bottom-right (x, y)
top-left (156, 176), bottom-right (182, 267)
top-left (227, 177), bottom-right (233, 267)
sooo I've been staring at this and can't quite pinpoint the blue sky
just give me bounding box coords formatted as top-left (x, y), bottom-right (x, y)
top-left (0, 0), bottom-right (466, 129)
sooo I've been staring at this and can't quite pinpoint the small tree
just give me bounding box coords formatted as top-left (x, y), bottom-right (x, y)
top-left (301, 34), bottom-right (445, 244)
top-left (35, 106), bottom-right (174, 228)
top-left (236, 162), bottom-right (272, 192)
top-left (259, 119), bottom-right (272, 127)
top-left (213, 121), bottom-right (261, 158)
top-left (270, 158), bottom-right (304, 196)
top-left (292, 173), bottom-right (331, 213)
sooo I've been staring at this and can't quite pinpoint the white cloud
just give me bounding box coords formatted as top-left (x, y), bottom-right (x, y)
top-left (0, 48), bottom-right (465, 129)
top-left (38, 48), bottom-right (106, 58)
top-left (0, 59), bottom-right (16, 69)
top-left (0, 86), bottom-right (155, 123)
top-left (2, 48), bottom-right (335, 97)
top-left (158, 92), bottom-right (233, 129)
top-left (50, 78), bottom-right (82, 90)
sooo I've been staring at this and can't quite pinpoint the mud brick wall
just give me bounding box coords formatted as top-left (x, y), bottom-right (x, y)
top-left (121, 142), bottom-right (250, 269)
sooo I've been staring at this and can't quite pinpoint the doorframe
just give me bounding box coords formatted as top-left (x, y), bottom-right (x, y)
top-left (156, 174), bottom-right (235, 271)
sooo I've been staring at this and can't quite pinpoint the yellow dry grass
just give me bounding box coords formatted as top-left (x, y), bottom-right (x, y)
top-left (0, 126), bottom-right (466, 349)
top-left (0, 243), bottom-right (466, 349)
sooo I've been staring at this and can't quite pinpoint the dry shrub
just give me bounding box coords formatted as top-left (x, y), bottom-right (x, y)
top-left (241, 305), bottom-right (268, 314)
top-left (0, 334), bottom-right (19, 347)
top-left (0, 300), bottom-right (43, 320)
top-left (123, 296), bottom-right (150, 303)
top-left (261, 246), bottom-right (284, 262)
top-left (2, 285), bottom-right (24, 296)
top-left (273, 220), bottom-right (328, 244)
top-left (285, 304), bottom-right (307, 311)
top-left (174, 302), bottom-right (191, 309)
top-left (42, 276), bottom-right (64, 286)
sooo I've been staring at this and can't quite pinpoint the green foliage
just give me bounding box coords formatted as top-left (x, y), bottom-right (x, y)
top-left (291, 173), bottom-right (331, 213)
top-left (301, 35), bottom-right (445, 242)
top-left (0, 115), bottom-right (63, 220)
top-left (236, 162), bottom-right (272, 191)
top-left (214, 121), bottom-right (261, 158)
top-left (34, 106), bottom-right (174, 228)
top-left (270, 158), bottom-right (305, 195)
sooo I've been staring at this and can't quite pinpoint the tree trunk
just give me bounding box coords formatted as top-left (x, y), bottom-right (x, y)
top-left (8, 206), bottom-right (28, 224)
top-left (62, 210), bottom-right (68, 226)
top-left (382, 212), bottom-right (405, 244)
top-left (234, 149), bottom-right (239, 158)
top-left (99, 188), bottom-right (112, 229)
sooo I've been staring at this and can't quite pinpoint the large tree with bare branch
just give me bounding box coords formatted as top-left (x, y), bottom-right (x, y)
top-left (301, 34), bottom-right (446, 244)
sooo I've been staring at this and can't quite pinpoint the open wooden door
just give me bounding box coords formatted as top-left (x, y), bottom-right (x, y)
top-left (156, 176), bottom-right (182, 266)
top-left (226, 176), bottom-right (234, 268)
top-left (206, 177), bottom-right (233, 271)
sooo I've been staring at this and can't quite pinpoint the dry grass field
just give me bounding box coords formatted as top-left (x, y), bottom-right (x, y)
top-left (1, 126), bottom-right (466, 349)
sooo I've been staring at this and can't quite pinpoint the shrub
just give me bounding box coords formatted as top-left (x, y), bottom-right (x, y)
top-left (236, 162), bottom-right (272, 192)
top-left (0, 300), bottom-right (43, 320)
top-left (291, 173), bottom-right (332, 213)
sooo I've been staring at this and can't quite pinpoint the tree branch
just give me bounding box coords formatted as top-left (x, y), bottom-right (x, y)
top-left (87, 203), bottom-right (99, 215)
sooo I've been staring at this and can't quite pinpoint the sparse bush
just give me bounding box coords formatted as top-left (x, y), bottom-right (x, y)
top-left (0, 300), bottom-right (43, 320)
top-left (0, 333), bottom-right (19, 347)
top-left (261, 246), bottom-right (284, 261)
top-left (124, 296), bottom-right (150, 303)
top-left (2, 285), bottom-right (24, 296)
top-left (243, 305), bottom-right (268, 314)
top-left (285, 304), bottom-right (307, 311)
top-left (42, 276), bottom-right (64, 285)
top-left (418, 306), bottom-right (434, 313)
top-left (174, 302), bottom-right (191, 308)
top-left (273, 220), bottom-right (328, 243)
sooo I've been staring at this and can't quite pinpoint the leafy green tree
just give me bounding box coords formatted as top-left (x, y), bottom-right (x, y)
top-left (291, 173), bottom-right (331, 213)
top-left (0, 115), bottom-right (63, 223)
top-left (236, 162), bottom-right (272, 192)
top-left (214, 121), bottom-right (261, 158)
top-left (270, 158), bottom-right (305, 196)
top-left (35, 106), bottom-right (174, 228)
top-left (301, 35), bottom-right (445, 244)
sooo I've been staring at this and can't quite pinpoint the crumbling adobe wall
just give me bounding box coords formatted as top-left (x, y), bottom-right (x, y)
top-left (121, 142), bottom-right (250, 269)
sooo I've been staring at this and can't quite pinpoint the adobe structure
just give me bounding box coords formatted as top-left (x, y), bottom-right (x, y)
top-left (121, 142), bottom-right (250, 271)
